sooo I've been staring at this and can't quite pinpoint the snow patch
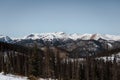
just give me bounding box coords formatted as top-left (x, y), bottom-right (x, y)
top-left (0, 72), bottom-right (27, 80)
top-left (0, 72), bottom-right (56, 80)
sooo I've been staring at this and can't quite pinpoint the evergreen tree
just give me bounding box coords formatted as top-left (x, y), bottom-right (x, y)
top-left (29, 43), bottom-right (41, 77)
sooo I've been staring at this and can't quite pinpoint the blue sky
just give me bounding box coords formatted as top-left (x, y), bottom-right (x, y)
top-left (0, 0), bottom-right (120, 38)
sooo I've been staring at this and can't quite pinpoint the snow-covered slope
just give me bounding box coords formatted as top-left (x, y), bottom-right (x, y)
top-left (89, 34), bottom-right (120, 41)
top-left (0, 35), bottom-right (12, 42)
top-left (0, 72), bottom-right (56, 80)
top-left (24, 32), bottom-right (69, 40)
top-left (98, 52), bottom-right (120, 61)
top-left (0, 72), bottom-right (27, 80)
top-left (23, 32), bottom-right (120, 41)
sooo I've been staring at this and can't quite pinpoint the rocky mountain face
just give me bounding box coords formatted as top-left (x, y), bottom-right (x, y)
top-left (1, 32), bottom-right (120, 57)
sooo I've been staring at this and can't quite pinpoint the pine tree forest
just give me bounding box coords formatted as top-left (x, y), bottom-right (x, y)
top-left (0, 42), bottom-right (120, 80)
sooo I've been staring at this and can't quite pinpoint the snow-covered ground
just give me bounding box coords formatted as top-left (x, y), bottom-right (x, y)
top-left (97, 53), bottom-right (120, 62)
top-left (0, 72), bottom-right (27, 80)
top-left (0, 72), bottom-right (56, 80)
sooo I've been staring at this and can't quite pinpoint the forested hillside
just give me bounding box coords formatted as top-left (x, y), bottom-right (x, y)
top-left (0, 41), bottom-right (120, 80)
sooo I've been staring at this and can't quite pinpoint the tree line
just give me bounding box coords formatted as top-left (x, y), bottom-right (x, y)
top-left (0, 41), bottom-right (120, 80)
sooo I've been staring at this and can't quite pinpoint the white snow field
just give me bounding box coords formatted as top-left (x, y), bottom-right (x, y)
top-left (0, 72), bottom-right (27, 80)
top-left (0, 72), bottom-right (56, 80)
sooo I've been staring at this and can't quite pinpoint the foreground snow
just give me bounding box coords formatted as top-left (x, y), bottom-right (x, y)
top-left (0, 72), bottom-right (56, 80)
top-left (0, 72), bottom-right (27, 80)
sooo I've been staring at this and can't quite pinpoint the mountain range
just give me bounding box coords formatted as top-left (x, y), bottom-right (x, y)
top-left (1, 32), bottom-right (120, 57)
top-left (1, 32), bottom-right (120, 42)
top-left (21, 32), bottom-right (120, 41)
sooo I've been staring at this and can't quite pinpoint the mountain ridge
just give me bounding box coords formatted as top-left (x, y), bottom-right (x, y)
top-left (1, 32), bottom-right (120, 43)
top-left (1, 32), bottom-right (120, 57)
top-left (22, 32), bottom-right (120, 41)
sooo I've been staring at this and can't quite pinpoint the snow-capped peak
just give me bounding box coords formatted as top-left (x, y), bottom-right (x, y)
top-left (89, 34), bottom-right (120, 41)
top-left (24, 33), bottom-right (40, 39)
top-left (24, 32), bottom-right (69, 41)
top-left (21, 32), bottom-right (120, 41)
top-left (0, 35), bottom-right (12, 42)
top-left (0, 33), bottom-right (120, 43)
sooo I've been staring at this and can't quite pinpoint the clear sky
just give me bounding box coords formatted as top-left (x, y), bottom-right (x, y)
top-left (0, 0), bottom-right (120, 38)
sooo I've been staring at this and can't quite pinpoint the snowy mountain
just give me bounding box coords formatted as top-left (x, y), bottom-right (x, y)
top-left (1, 32), bottom-right (120, 57)
top-left (22, 32), bottom-right (120, 41)
top-left (23, 32), bottom-right (72, 41)
top-left (1, 32), bottom-right (120, 42)
top-left (11, 32), bottom-right (120, 54)
top-left (0, 35), bottom-right (12, 43)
